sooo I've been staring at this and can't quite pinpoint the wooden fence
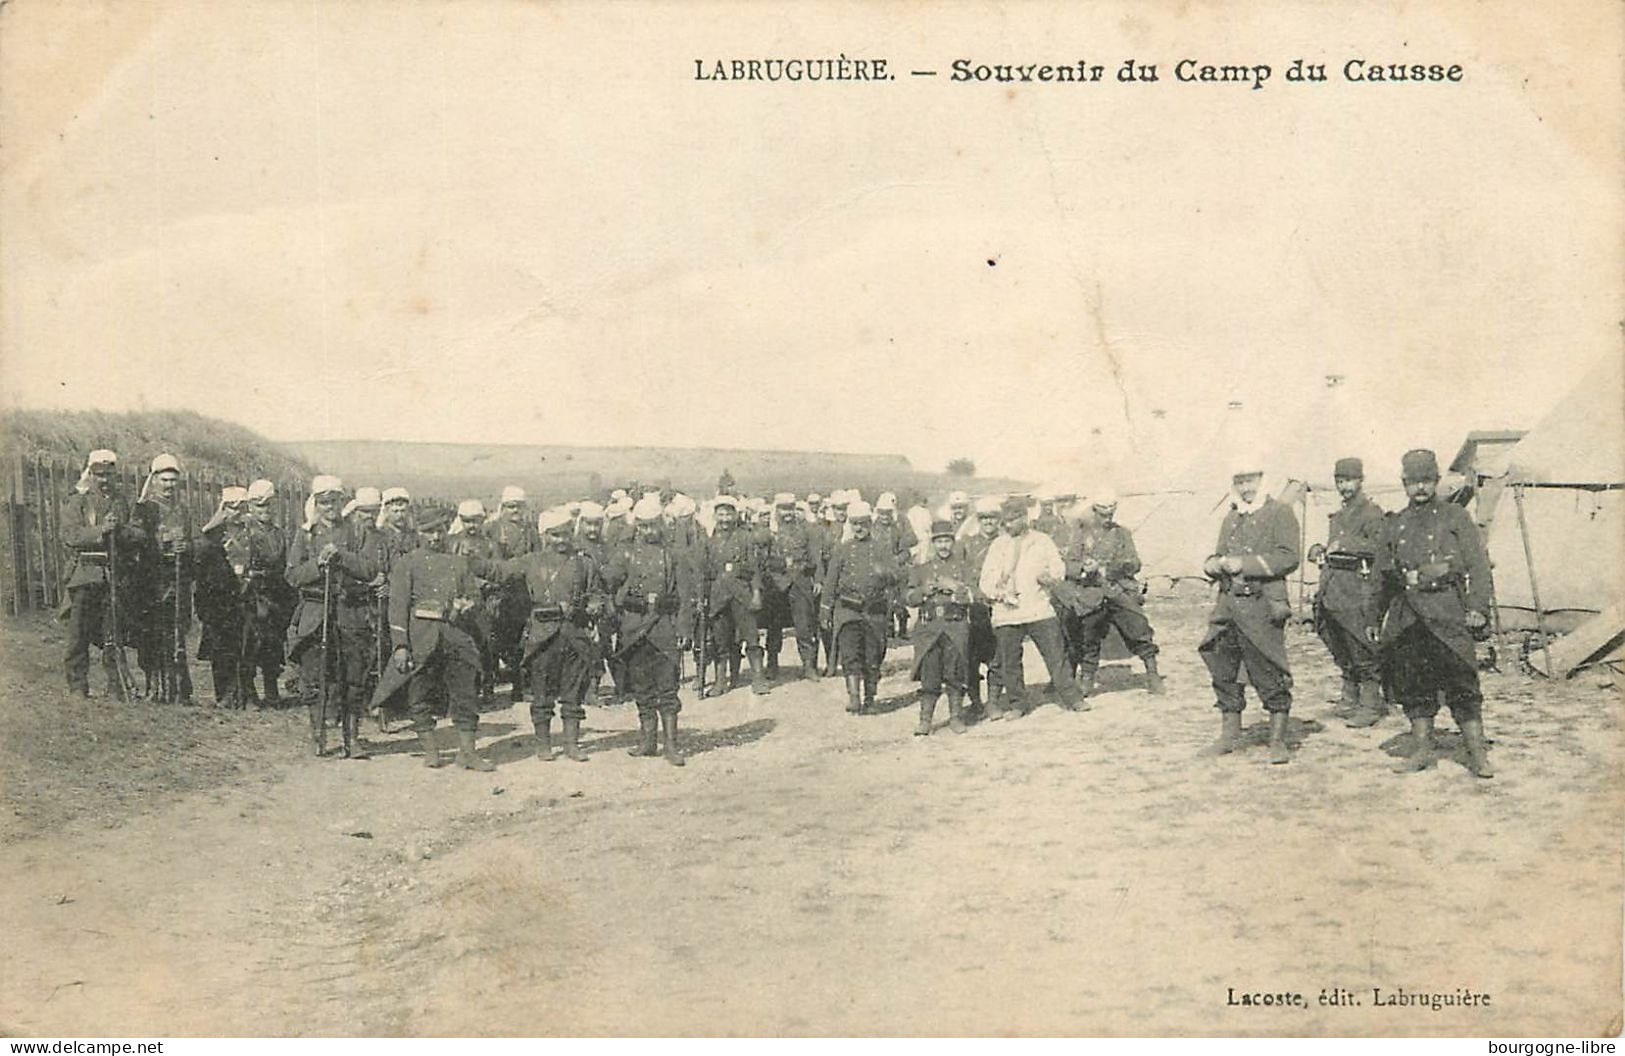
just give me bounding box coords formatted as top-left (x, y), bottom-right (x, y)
top-left (2, 454), bottom-right (310, 616)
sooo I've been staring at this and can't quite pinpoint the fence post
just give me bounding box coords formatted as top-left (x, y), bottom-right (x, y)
top-left (8, 453), bottom-right (26, 614)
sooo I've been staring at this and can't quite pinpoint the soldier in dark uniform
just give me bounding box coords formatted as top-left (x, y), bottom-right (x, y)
top-left (607, 496), bottom-right (696, 766)
top-left (245, 479), bottom-right (291, 704)
top-left (448, 498), bottom-right (502, 706)
top-left (286, 475), bottom-right (380, 756)
top-left (1198, 464), bottom-right (1302, 764)
top-left (372, 505), bottom-right (496, 771)
top-left (704, 495), bottom-right (769, 696)
top-left (496, 510), bottom-right (599, 762)
top-left (59, 450), bottom-right (144, 698)
top-left (821, 500), bottom-right (897, 713)
top-left (134, 454), bottom-right (197, 704)
top-left (905, 520), bottom-right (976, 736)
top-left (1061, 489), bottom-right (1164, 697)
top-left (1307, 458), bottom-right (1389, 728)
top-left (764, 495), bottom-right (823, 680)
top-left (873, 493), bottom-right (918, 640)
top-left (356, 487), bottom-right (417, 724)
top-left (961, 496), bottom-right (1004, 716)
top-left (490, 486), bottom-right (539, 704)
top-left (1377, 449), bottom-right (1496, 778)
top-left (196, 486), bottom-right (270, 708)
top-left (574, 501), bottom-right (626, 703)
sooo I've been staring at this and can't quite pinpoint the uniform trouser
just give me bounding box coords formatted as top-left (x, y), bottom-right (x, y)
top-left (712, 598), bottom-right (761, 665)
top-left (969, 606), bottom-right (1000, 699)
top-left (916, 636), bottom-right (967, 695)
top-left (625, 640), bottom-right (680, 718)
top-left (783, 578), bottom-right (819, 665)
top-left (494, 599), bottom-right (527, 684)
top-left (65, 583), bottom-right (118, 691)
top-left (1072, 597), bottom-right (1159, 677)
top-left (298, 626), bottom-right (371, 726)
top-left (597, 617), bottom-right (626, 693)
top-left (994, 617), bottom-right (1081, 708)
top-left (836, 619), bottom-right (887, 677)
top-left (208, 615), bottom-right (254, 704)
top-left (528, 633), bottom-right (592, 723)
top-left (1318, 613), bottom-right (1381, 682)
top-left (1388, 625), bottom-right (1482, 725)
top-left (1199, 625), bottom-right (1292, 714)
top-left (407, 647), bottom-right (480, 733)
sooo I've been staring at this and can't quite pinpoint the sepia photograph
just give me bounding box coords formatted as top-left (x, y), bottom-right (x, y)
top-left (1, 0), bottom-right (1621, 1040)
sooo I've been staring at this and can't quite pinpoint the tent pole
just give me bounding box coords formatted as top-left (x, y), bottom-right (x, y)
top-left (1297, 486), bottom-right (1308, 610)
top-left (1512, 484), bottom-right (1555, 678)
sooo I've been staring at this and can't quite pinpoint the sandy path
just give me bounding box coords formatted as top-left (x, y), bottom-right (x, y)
top-left (3, 602), bottom-right (1620, 1036)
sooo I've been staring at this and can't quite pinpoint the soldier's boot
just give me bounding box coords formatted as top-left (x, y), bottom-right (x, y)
top-left (561, 717), bottom-right (589, 762)
top-left (659, 710), bottom-right (686, 767)
top-left (914, 692), bottom-right (938, 736)
top-left (1334, 676), bottom-right (1359, 719)
top-left (1267, 711), bottom-right (1291, 765)
top-left (1143, 655), bottom-right (1165, 696)
top-left (627, 712), bottom-right (661, 757)
top-left (764, 647), bottom-right (780, 681)
top-left (799, 643), bottom-right (820, 680)
top-left (748, 649), bottom-right (771, 696)
top-left (307, 704), bottom-right (325, 756)
top-left (1392, 715), bottom-right (1437, 773)
top-left (1076, 668), bottom-right (1097, 699)
top-left (418, 729), bottom-right (447, 768)
top-left (966, 675), bottom-right (983, 711)
top-left (455, 729), bottom-right (496, 772)
top-left (862, 674), bottom-right (878, 711)
top-left (261, 666), bottom-right (281, 705)
top-left (945, 686), bottom-right (968, 734)
top-left (1345, 680), bottom-right (1388, 728)
top-left (984, 682), bottom-right (1007, 722)
top-left (1200, 711), bottom-right (1244, 756)
top-left (534, 716), bottom-right (555, 762)
top-left (1460, 719), bottom-right (1494, 779)
top-left (510, 680), bottom-right (524, 706)
top-left (843, 675), bottom-right (864, 714)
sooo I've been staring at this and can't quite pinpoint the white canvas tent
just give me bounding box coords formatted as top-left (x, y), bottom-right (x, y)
top-left (1485, 355), bottom-right (1625, 643)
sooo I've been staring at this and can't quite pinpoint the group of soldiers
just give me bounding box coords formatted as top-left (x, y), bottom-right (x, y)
top-left (59, 445), bottom-right (1496, 779)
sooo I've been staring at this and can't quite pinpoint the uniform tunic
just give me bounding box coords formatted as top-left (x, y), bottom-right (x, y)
top-left (820, 535), bottom-right (897, 676)
top-left (765, 520), bottom-right (823, 664)
top-left (707, 526), bottom-right (763, 658)
top-left (286, 517), bottom-right (380, 717)
top-left (961, 529), bottom-right (1002, 686)
top-left (1197, 496), bottom-right (1301, 713)
top-left (1375, 498), bottom-right (1492, 721)
top-left (1061, 520), bottom-right (1159, 672)
top-left (373, 547), bottom-right (487, 731)
top-left (1315, 494), bottom-right (1387, 683)
top-left (134, 496), bottom-right (197, 696)
top-left (904, 551), bottom-right (975, 692)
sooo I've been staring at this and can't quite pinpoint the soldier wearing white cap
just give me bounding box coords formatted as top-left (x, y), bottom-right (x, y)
top-left (820, 499), bottom-right (898, 713)
top-left (573, 500), bottom-right (626, 703)
top-left (961, 495), bottom-right (1005, 715)
top-left (491, 509), bottom-right (602, 761)
top-left (448, 498), bottom-right (503, 706)
top-left (346, 486), bottom-right (382, 528)
top-left (762, 492), bottom-right (822, 679)
top-left (607, 495), bottom-right (696, 765)
top-left (1057, 487), bottom-right (1163, 698)
top-left (285, 474), bottom-right (381, 757)
top-left (871, 492), bottom-right (918, 640)
top-left (133, 453), bottom-right (197, 704)
top-left (195, 486), bottom-right (278, 708)
top-left (60, 449), bottom-right (144, 698)
top-left (239, 479), bottom-right (293, 703)
top-left (488, 486), bottom-right (538, 705)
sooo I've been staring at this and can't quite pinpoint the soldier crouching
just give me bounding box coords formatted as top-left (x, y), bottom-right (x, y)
top-left (608, 496), bottom-right (696, 766)
top-left (372, 504), bottom-right (495, 771)
top-left (905, 519), bottom-right (974, 735)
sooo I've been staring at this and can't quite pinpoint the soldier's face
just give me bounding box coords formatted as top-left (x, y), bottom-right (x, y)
top-left (250, 498), bottom-right (272, 521)
top-left (1335, 476), bottom-right (1363, 501)
top-left (1232, 473), bottom-right (1263, 503)
top-left (779, 509), bottom-right (797, 526)
top-left (933, 536), bottom-right (955, 559)
top-left (90, 463), bottom-right (116, 488)
top-left (876, 510), bottom-right (894, 526)
top-left (383, 498), bottom-right (409, 525)
top-left (1093, 504), bottom-right (1116, 526)
top-left (355, 505), bottom-right (380, 521)
top-left (501, 501), bottom-right (523, 520)
top-left (1405, 477), bottom-right (1438, 504)
top-left (580, 520), bottom-right (602, 541)
top-left (315, 492), bottom-right (343, 521)
top-left (978, 514), bottom-right (999, 537)
top-left (419, 527), bottom-right (446, 550)
top-left (850, 518), bottom-right (871, 540)
top-left (951, 505), bottom-right (968, 523)
top-left (463, 514), bottom-right (485, 532)
top-left (1003, 512), bottom-right (1028, 536)
top-left (546, 527), bottom-right (573, 552)
top-left (715, 506), bottom-right (737, 530)
top-left (637, 521), bottom-right (663, 544)
top-left (152, 471), bottom-right (179, 499)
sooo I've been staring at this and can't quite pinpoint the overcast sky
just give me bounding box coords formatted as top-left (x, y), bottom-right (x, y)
top-left (3, 1), bottom-right (1618, 484)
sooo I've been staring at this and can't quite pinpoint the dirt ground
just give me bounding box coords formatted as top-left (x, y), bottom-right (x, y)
top-left (1, 600), bottom-right (1620, 1037)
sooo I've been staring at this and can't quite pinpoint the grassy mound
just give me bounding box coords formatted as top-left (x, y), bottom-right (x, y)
top-left (2, 408), bottom-right (315, 483)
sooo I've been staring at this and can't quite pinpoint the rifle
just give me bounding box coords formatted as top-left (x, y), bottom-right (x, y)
top-left (105, 527), bottom-right (139, 701)
top-left (316, 560), bottom-right (332, 756)
top-left (694, 573), bottom-right (709, 697)
top-left (171, 542), bottom-right (185, 703)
